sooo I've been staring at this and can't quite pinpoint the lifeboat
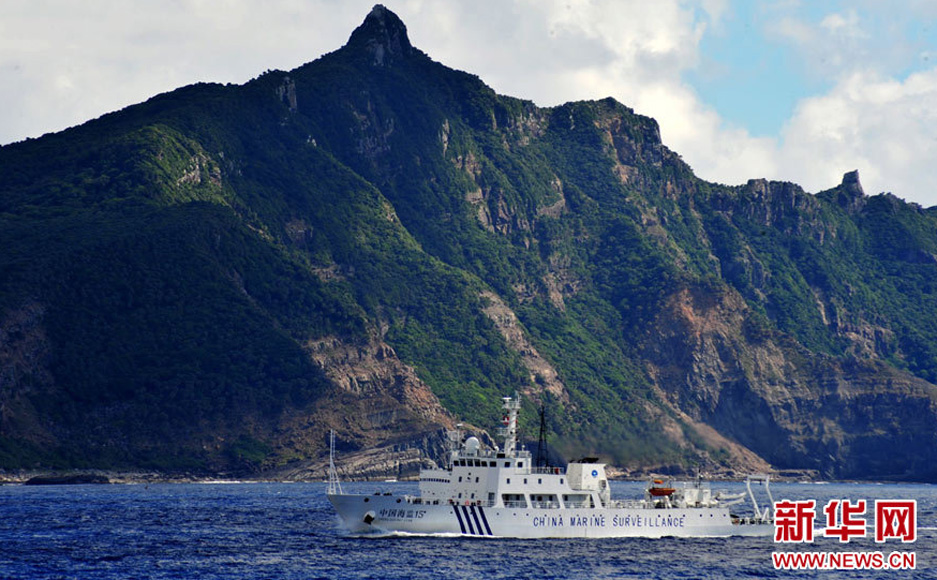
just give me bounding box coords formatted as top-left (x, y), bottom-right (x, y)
top-left (648, 479), bottom-right (676, 497)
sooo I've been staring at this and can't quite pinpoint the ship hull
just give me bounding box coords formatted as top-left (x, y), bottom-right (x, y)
top-left (328, 494), bottom-right (772, 538)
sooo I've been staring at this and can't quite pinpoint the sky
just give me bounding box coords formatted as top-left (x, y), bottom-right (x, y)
top-left (2, 0), bottom-right (937, 206)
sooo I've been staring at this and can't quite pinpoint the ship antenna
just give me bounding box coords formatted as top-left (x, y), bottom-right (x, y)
top-left (327, 429), bottom-right (343, 495)
top-left (535, 402), bottom-right (549, 469)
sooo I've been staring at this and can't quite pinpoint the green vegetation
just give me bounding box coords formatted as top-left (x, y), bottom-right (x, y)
top-left (2, 8), bottom-right (937, 478)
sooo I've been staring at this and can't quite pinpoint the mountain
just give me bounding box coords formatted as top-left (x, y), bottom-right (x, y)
top-left (2, 5), bottom-right (937, 480)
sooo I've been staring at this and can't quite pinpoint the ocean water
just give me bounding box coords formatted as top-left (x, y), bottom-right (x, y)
top-left (1, 480), bottom-right (934, 579)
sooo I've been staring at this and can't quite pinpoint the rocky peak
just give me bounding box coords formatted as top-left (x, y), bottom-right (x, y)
top-left (830, 170), bottom-right (867, 214)
top-left (841, 169), bottom-right (864, 195)
top-left (345, 4), bottom-right (414, 66)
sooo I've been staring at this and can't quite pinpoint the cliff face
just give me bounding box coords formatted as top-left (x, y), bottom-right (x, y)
top-left (2, 5), bottom-right (937, 480)
top-left (644, 284), bottom-right (937, 479)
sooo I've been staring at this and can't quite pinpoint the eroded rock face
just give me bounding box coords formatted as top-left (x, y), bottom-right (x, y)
top-left (260, 333), bottom-right (457, 477)
top-left (304, 335), bottom-right (451, 424)
top-left (479, 291), bottom-right (568, 403)
top-left (644, 285), bottom-right (937, 479)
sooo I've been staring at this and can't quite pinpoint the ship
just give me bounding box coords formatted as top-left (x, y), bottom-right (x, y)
top-left (327, 394), bottom-right (774, 538)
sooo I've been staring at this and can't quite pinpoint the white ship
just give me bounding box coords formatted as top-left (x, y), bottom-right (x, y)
top-left (327, 394), bottom-right (774, 538)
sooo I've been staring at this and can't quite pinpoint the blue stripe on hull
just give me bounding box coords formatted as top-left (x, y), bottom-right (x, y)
top-left (469, 506), bottom-right (486, 536)
top-left (461, 505), bottom-right (476, 534)
top-left (476, 506), bottom-right (493, 535)
top-left (452, 505), bottom-right (467, 534)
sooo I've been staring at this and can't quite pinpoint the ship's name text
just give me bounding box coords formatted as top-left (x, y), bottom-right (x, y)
top-left (531, 513), bottom-right (687, 528)
top-left (379, 508), bottom-right (427, 520)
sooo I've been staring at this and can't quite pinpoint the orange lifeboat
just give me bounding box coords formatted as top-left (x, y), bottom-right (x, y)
top-left (648, 479), bottom-right (675, 497)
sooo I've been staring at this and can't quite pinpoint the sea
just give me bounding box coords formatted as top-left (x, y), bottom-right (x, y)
top-left (1, 479), bottom-right (934, 579)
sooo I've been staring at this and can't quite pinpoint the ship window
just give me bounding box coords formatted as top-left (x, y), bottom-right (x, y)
top-left (458, 476), bottom-right (463, 482)
top-left (560, 479), bottom-right (564, 485)
top-left (538, 478), bottom-right (542, 484)
top-left (518, 462), bottom-right (524, 468)
top-left (475, 477), bottom-right (479, 483)
top-left (504, 461), bottom-right (510, 467)
top-left (506, 478), bottom-right (511, 484)
top-left (471, 493), bottom-right (475, 499)
top-left (502, 493), bottom-right (527, 508)
top-left (524, 478), bottom-right (528, 484)
top-left (563, 494), bottom-right (593, 508)
top-left (458, 493), bottom-right (462, 499)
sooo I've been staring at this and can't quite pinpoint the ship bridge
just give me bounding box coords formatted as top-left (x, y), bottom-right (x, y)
top-left (417, 394), bottom-right (610, 510)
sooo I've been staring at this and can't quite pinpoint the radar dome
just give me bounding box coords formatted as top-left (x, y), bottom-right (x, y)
top-left (464, 436), bottom-right (480, 455)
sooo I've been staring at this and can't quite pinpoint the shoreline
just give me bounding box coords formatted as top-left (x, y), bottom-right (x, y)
top-left (2, 467), bottom-right (929, 486)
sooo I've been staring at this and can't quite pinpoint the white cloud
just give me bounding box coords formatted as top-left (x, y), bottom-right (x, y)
top-left (820, 10), bottom-right (865, 38)
top-left (0, 0), bottom-right (367, 143)
top-left (752, 3), bottom-right (937, 204)
top-left (406, 0), bottom-right (778, 188)
top-left (779, 68), bottom-right (937, 204)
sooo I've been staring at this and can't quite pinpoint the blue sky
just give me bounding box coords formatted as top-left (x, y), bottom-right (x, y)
top-left (688, 2), bottom-right (806, 137)
top-left (689, 1), bottom-right (937, 136)
top-left (2, 1), bottom-right (936, 205)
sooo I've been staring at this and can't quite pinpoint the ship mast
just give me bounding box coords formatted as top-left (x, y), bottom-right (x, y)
top-left (446, 424), bottom-right (464, 468)
top-left (535, 403), bottom-right (549, 469)
top-left (327, 429), bottom-right (343, 495)
top-left (499, 393), bottom-right (521, 457)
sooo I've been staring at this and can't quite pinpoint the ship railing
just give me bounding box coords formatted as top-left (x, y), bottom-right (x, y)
top-left (563, 500), bottom-right (592, 509)
top-left (531, 466), bottom-right (566, 475)
top-left (445, 498), bottom-right (500, 508)
top-left (530, 500), bottom-right (561, 509)
top-left (609, 499), bottom-right (647, 509)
